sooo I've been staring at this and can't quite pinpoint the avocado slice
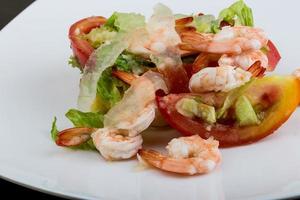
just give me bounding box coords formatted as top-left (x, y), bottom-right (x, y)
top-left (235, 95), bottom-right (260, 126)
top-left (196, 102), bottom-right (216, 124)
top-left (176, 98), bottom-right (199, 118)
top-left (176, 98), bottom-right (216, 124)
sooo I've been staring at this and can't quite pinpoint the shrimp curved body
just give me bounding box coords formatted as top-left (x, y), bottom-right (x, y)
top-left (104, 71), bottom-right (167, 132)
top-left (92, 128), bottom-right (143, 161)
top-left (218, 50), bottom-right (268, 70)
top-left (138, 135), bottom-right (221, 175)
top-left (92, 71), bottom-right (168, 160)
top-left (189, 65), bottom-right (252, 93)
top-left (180, 26), bottom-right (268, 54)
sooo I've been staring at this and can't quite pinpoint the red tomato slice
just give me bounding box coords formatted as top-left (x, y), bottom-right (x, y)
top-left (69, 16), bottom-right (106, 68)
top-left (267, 40), bottom-right (281, 71)
top-left (71, 37), bottom-right (94, 66)
top-left (156, 76), bottom-right (300, 147)
top-left (69, 16), bottom-right (107, 38)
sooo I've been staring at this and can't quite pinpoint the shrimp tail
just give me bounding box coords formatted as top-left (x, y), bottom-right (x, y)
top-left (247, 61), bottom-right (266, 77)
top-left (56, 127), bottom-right (96, 147)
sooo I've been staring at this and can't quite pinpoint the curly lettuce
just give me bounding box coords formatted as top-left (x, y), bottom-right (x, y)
top-left (50, 109), bottom-right (104, 150)
top-left (65, 109), bottom-right (104, 128)
top-left (78, 13), bottom-right (146, 112)
top-left (176, 0), bottom-right (254, 34)
top-left (218, 0), bottom-right (254, 27)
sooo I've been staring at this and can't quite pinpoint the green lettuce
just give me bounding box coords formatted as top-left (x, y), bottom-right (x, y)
top-left (177, 0), bottom-right (253, 34)
top-left (193, 15), bottom-right (217, 33)
top-left (85, 27), bottom-right (116, 49)
top-left (51, 117), bottom-right (58, 141)
top-left (78, 12), bottom-right (145, 112)
top-left (115, 52), bottom-right (153, 74)
top-left (95, 67), bottom-right (129, 113)
top-left (68, 56), bottom-right (82, 72)
top-left (65, 109), bottom-right (104, 150)
top-left (235, 95), bottom-right (260, 126)
top-left (105, 12), bottom-right (146, 32)
top-left (50, 109), bottom-right (104, 150)
top-left (218, 0), bottom-right (254, 27)
top-left (65, 109), bottom-right (104, 128)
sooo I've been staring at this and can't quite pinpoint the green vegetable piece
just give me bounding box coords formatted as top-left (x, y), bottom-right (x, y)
top-left (104, 12), bottom-right (118, 31)
top-left (216, 79), bottom-right (254, 119)
top-left (65, 109), bottom-right (104, 128)
top-left (69, 139), bottom-right (97, 151)
top-left (50, 117), bottom-right (58, 141)
top-left (105, 12), bottom-right (145, 32)
top-left (176, 98), bottom-right (199, 118)
top-left (218, 0), bottom-right (254, 27)
top-left (85, 27), bottom-right (116, 49)
top-left (217, 88), bottom-right (241, 119)
top-left (114, 53), bottom-right (153, 75)
top-left (193, 15), bottom-right (216, 33)
top-left (235, 95), bottom-right (260, 126)
top-left (68, 56), bottom-right (82, 72)
top-left (50, 114), bottom-right (98, 151)
top-left (196, 103), bottom-right (216, 124)
top-left (96, 67), bottom-right (129, 112)
top-left (176, 98), bottom-right (216, 124)
top-left (78, 11), bottom-right (146, 111)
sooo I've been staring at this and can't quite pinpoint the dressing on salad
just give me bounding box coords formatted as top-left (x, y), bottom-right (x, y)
top-left (51, 1), bottom-right (300, 176)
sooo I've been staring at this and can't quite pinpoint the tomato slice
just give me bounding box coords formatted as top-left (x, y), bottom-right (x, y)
top-left (69, 16), bottom-right (107, 67)
top-left (70, 37), bottom-right (95, 66)
top-left (156, 76), bottom-right (300, 147)
top-left (68, 16), bottom-right (107, 38)
top-left (267, 40), bottom-right (281, 71)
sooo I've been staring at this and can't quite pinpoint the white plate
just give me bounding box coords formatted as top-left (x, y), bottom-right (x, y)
top-left (1, 0), bottom-right (300, 199)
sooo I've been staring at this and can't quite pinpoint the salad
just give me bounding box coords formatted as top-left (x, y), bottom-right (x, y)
top-left (51, 1), bottom-right (300, 175)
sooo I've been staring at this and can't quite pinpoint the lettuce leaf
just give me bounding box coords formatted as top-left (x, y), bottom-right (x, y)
top-left (115, 52), bottom-right (153, 74)
top-left (51, 117), bottom-right (58, 141)
top-left (50, 116), bottom-right (96, 150)
top-left (65, 109), bottom-right (104, 128)
top-left (218, 0), bottom-right (254, 27)
top-left (193, 15), bottom-right (217, 33)
top-left (68, 56), bottom-right (82, 72)
top-left (65, 109), bottom-right (104, 150)
top-left (105, 12), bottom-right (145, 32)
top-left (78, 13), bottom-right (146, 112)
top-left (85, 27), bottom-right (116, 49)
top-left (50, 109), bottom-right (104, 150)
top-left (95, 67), bottom-right (129, 113)
top-left (177, 0), bottom-right (253, 34)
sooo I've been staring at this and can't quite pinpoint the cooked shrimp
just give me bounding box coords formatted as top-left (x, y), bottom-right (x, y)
top-left (104, 71), bottom-right (167, 132)
top-left (92, 128), bottom-right (143, 161)
top-left (218, 50), bottom-right (268, 70)
top-left (138, 135), bottom-right (221, 175)
top-left (92, 71), bottom-right (168, 160)
top-left (189, 65), bottom-right (252, 93)
top-left (180, 26), bottom-right (268, 54)
top-left (128, 4), bottom-right (189, 93)
top-left (56, 127), bottom-right (96, 147)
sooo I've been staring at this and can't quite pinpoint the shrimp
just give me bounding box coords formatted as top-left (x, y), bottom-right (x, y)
top-left (92, 71), bottom-right (168, 160)
top-left (55, 127), bottom-right (96, 147)
top-left (189, 65), bottom-right (252, 93)
top-left (127, 4), bottom-right (189, 93)
top-left (104, 71), bottom-right (167, 132)
top-left (92, 128), bottom-right (143, 161)
top-left (180, 26), bottom-right (268, 54)
top-left (138, 135), bottom-right (221, 175)
top-left (218, 50), bottom-right (269, 70)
